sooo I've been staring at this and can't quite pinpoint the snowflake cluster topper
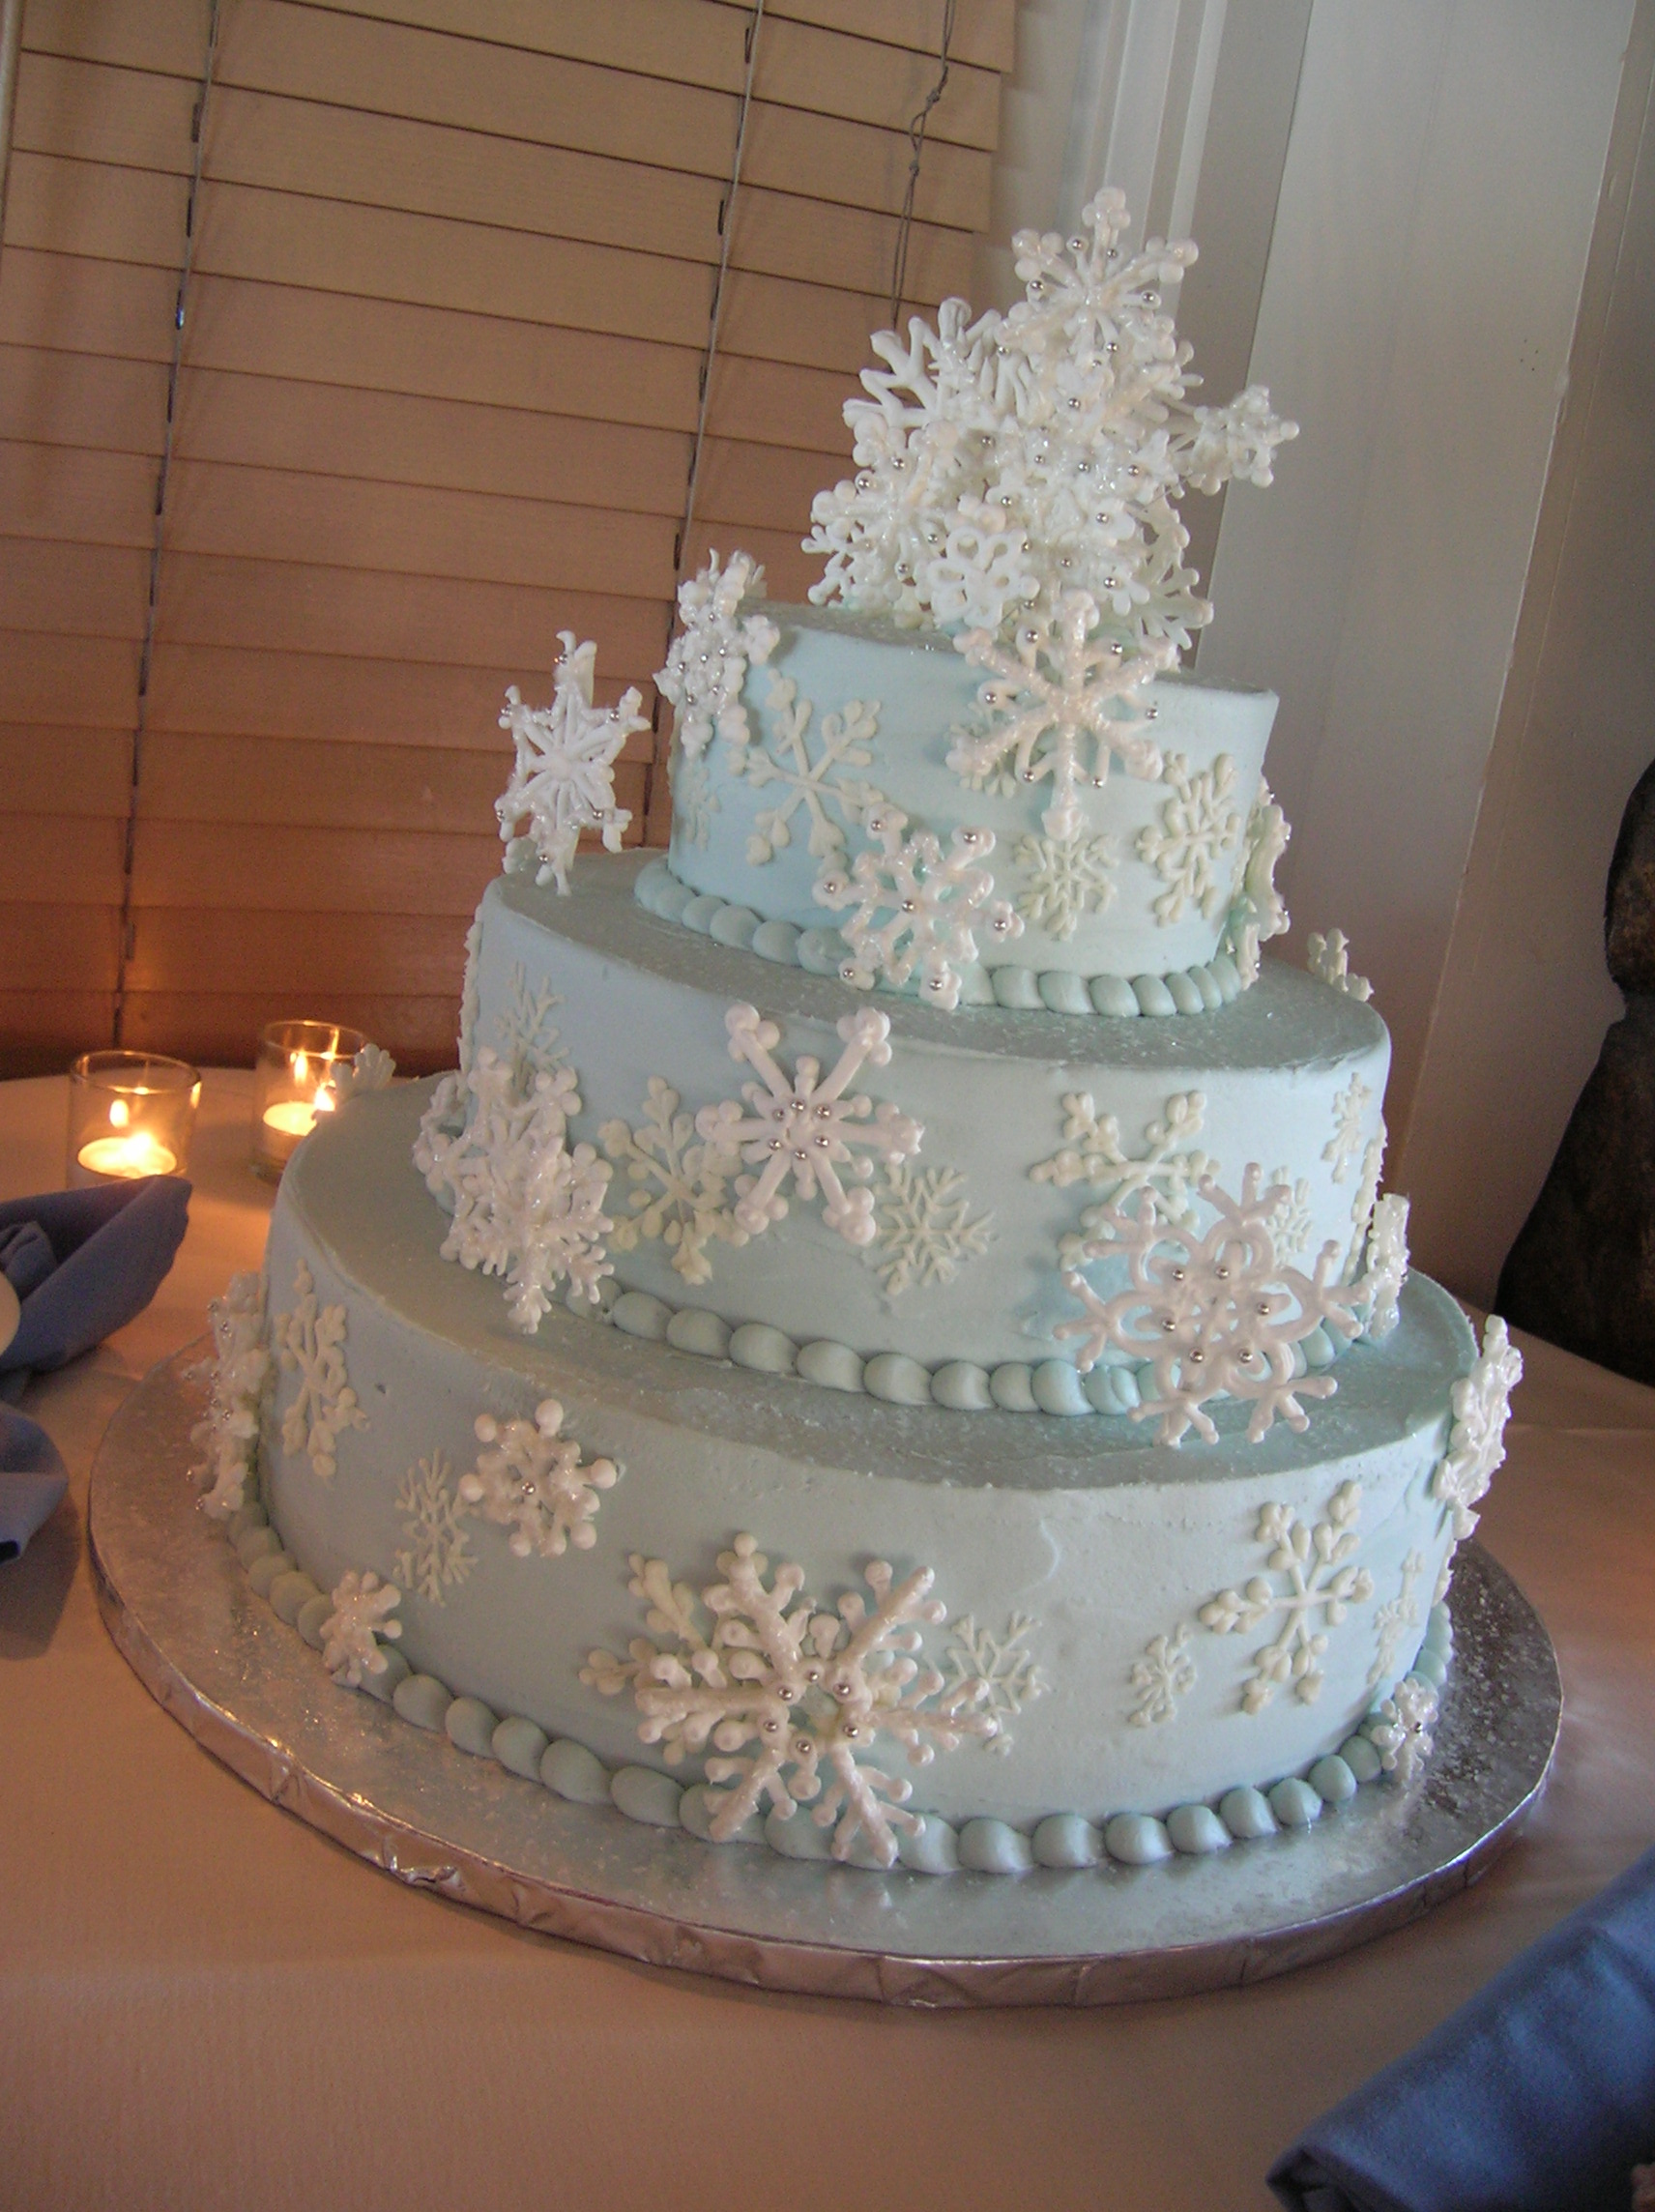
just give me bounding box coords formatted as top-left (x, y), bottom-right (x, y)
top-left (813, 806), bottom-right (1021, 1010)
top-left (804, 189), bottom-right (1296, 650)
top-left (582, 1534), bottom-right (1005, 1866)
top-left (695, 1004), bottom-right (922, 1248)
top-left (414, 1048), bottom-right (614, 1334)
top-left (459, 1397), bottom-right (620, 1560)
top-left (191, 1270), bottom-right (269, 1521)
top-left (1056, 1165), bottom-right (1370, 1446)
top-left (497, 633), bottom-right (647, 894)
top-left (656, 551), bottom-right (780, 759)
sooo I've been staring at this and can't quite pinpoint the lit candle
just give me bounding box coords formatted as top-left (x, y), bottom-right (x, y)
top-left (67, 1052), bottom-right (198, 1185)
top-left (252, 1025), bottom-right (363, 1176)
top-left (75, 1130), bottom-right (179, 1178)
top-left (259, 1048), bottom-right (341, 1144)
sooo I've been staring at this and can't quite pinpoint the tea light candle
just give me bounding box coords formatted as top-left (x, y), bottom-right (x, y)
top-left (67, 1052), bottom-right (200, 1186)
top-left (252, 1022), bottom-right (364, 1177)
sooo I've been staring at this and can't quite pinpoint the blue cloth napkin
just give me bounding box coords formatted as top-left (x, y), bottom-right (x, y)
top-left (0, 1178), bottom-right (190, 1558)
top-left (1269, 1846), bottom-right (1655, 2212)
top-left (0, 1405), bottom-right (68, 1563)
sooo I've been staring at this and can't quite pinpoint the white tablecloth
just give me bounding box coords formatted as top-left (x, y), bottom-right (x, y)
top-left (3, 1069), bottom-right (1652, 2212)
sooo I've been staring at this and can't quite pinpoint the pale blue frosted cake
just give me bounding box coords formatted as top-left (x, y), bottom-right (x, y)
top-left (196, 196), bottom-right (1522, 1883)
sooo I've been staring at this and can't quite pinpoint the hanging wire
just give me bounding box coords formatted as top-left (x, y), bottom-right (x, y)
top-left (648, 0), bottom-right (765, 837)
top-left (888, 0), bottom-right (957, 329)
top-left (113, 0), bottom-right (222, 1042)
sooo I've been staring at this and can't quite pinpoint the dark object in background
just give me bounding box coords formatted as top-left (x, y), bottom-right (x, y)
top-left (1497, 760), bottom-right (1655, 1385)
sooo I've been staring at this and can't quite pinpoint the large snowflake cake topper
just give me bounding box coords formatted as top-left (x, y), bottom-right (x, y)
top-left (1056, 1165), bottom-right (1369, 1446)
top-left (458, 1397), bottom-right (620, 1559)
top-left (695, 1004), bottom-right (922, 1248)
top-left (655, 550), bottom-right (780, 759)
top-left (804, 189), bottom-right (1296, 649)
top-left (414, 1047), bottom-right (614, 1333)
top-left (582, 1533), bottom-right (1004, 1866)
top-left (813, 805), bottom-right (1021, 1010)
top-left (497, 632), bottom-right (647, 893)
top-left (946, 589), bottom-right (1171, 840)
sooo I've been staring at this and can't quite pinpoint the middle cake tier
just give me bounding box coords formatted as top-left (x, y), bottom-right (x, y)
top-left (454, 855), bottom-right (1391, 1389)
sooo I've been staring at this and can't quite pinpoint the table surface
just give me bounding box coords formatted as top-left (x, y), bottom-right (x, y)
top-left (3, 1068), bottom-right (1652, 2212)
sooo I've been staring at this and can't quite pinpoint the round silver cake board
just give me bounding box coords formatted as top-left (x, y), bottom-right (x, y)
top-left (90, 1347), bottom-right (1560, 2009)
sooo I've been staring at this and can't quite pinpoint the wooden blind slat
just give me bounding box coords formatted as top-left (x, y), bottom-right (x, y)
top-left (0, 630), bottom-right (138, 725)
top-left (5, 812), bottom-right (126, 902)
top-left (0, 901), bottom-right (121, 985)
top-left (3, 152), bottom-right (189, 267)
top-left (0, 992), bottom-right (120, 1073)
top-left (131, 820), bottom-right (503, 914)
top-left (0, 438), bottom-right (158, 547)
top-left (0, 342), bottom-right (170, 453)
top-left (140, 731), bottom-right (509, 831)
top-left (0, 725), bottom-right (131, 814)
top-left (0, 538), bottom-right (149, 637)
top-left (129, 908), bottom-right (473, 993)
top-left (0, 249), bottom-right (180, 362)
top-left (15, 52), bottom-right (198, 172)
top-left (122, 990), bottom-right (461, 1070)
top-left (22, 0), bottom-right (212, 79)
top-left (157, 553), bottom-right (670, 684)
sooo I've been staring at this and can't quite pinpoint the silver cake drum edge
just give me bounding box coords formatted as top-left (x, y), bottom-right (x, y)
top-left (88, 1349), bottom-right (1561, 2010)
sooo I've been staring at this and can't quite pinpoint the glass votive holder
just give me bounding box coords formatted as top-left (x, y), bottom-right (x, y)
top-left (68, 1050), bottom-right (200, 1185)
top-left (252, 1020), bottom-right (366, 1178)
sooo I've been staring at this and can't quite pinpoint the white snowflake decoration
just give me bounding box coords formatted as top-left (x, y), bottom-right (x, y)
top-left (1128, 1621), bottom-right (1197, 1728)
top-left (318, 1041), bottom-right (395, 1109)
top-left (1362, 1192), bottom-right (1409, 1341)
top-left (1265, 1167), bottom-right (1313, 1262)
top-left (582, 1534), bottom-right (1001, 1865)
top-left (736, 672), bottom-right (885, 866)
top-left (1012, 829), bottom-right (1118, 940)
top-left (457, 915), bottom-right (482, 1077)
top-left (497, 633), bottom-right (646, 893)
top-left (393, 1450), bottom-right (475, 1604)
top-left (191, 1270), bottom-right (269, 1520)
top-left (1222, 780), bottom-right (1291, 984)
top-left (813, 806), bottom-right (1021, 1010)
top-left (695, 1004), bottom-right (922, 1248)
top-left (804, 189), bottom-right (1295, 649)
top-left (599, 1076), bottom-right (746, 1287)
top-left (1136, 751), bottom-right (1244, 925)
top-left (655, 550), bottom-right (779, 759)
top-left (946, 591), bottom-right (1171, 841)
top-left (1200, 1482), bottom-right (1376, 1712)
top-left (1056, 1166), bottom-right (1367, 1447)
top-left (1032, 1089), bottom-right (1214, 1244)
top-left (1323, 1074), bottom-right (1373, 1184)
top-left (459, 1398), bottom-right (620, 1559)
top-left (414, 1049), bottom-right (614, 1333)
top-left (1368, 1673), bottom-right (1437, 1784)
top-left (273, 1261), bottom-right (367, 1479)
top-left (321, 1569), bottom-right (402, 1690)
top-left (490, 963), bottom-right (564, 1092)
top-left (942, 1613), bottom-right (1047, 1754)
top-left (669, 740), bottom-right (717, 848)
top-left (1433, 1315), bottom-right (1523, 1545)
top-left (868, 1161), bottom-right (993, 1296)
top-left (1367, 1550), bottom-right (1425, 1691)
top-left (1308, 928), bottom-right (1373, 1003)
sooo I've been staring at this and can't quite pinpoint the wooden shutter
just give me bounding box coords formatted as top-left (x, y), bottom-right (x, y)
top-left (0, 0), bottom-right (1012, 1074)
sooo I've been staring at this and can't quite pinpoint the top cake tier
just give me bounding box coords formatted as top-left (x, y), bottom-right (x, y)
top-left (665, 601), bottom-right (1280, 995)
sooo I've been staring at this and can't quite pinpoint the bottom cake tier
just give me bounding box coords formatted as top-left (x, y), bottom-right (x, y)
top-left (231, 1080), bottom-right (1482, 1874)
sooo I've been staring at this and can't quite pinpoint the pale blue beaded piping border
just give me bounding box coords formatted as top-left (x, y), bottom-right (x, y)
top-left (636, 859), bottom-right (1250, 1019)
top-left (566, 1268), bottom-right (1352, 1420)
top-left (218, 1493), bottom-right (1452, 1879)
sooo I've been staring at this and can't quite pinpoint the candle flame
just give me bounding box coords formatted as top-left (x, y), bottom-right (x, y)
top-left (293, 1051), bottom-right (309, 1083)
top-left (109, 1097), bottom-right (131, 1127)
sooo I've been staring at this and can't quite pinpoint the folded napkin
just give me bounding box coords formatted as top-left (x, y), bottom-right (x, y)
top-left (1269, 1845), bottom-right (1655, 2212)
top-left (0, 1178), bottom-right (190, 1559)
top-left (0, 1405), bottom-right (69, 1562)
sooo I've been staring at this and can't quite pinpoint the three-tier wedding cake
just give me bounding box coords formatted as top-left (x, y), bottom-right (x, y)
top-left (193, 196), bottom-right (1521, 1882)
